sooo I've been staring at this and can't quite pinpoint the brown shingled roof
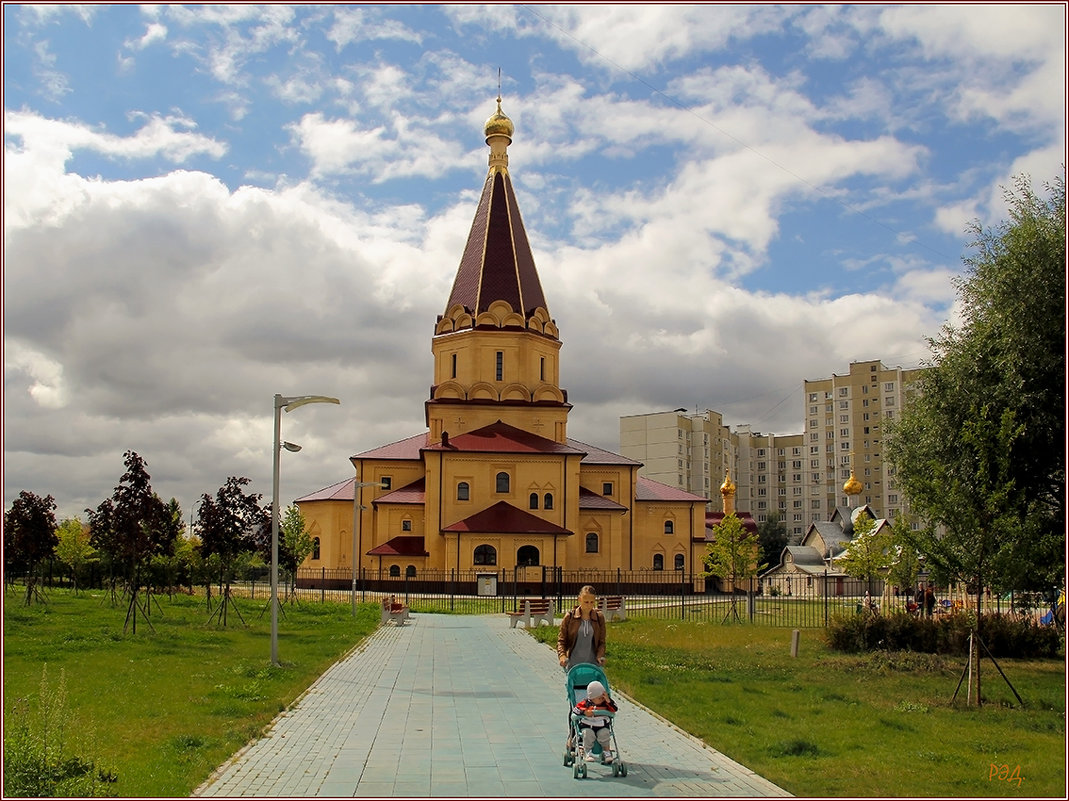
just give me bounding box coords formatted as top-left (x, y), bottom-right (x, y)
top-left (442, 501), bottom-right (572, 535)
top-left (446, 169), bottom-right (548, 319)
top-left (376, 478), bottom-right (426, 505)
top-left (295, 478), bottom-right (354, 503)
top-left (351, 432), bottom-right (428, 460)
top-left (578, 486), bottom-right (629, 511)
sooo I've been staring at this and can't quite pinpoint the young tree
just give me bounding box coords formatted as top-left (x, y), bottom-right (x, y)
top-left (4, 491), bottom-right (58, 605)
top-left (884, 515), bottom-right (923, 608)
top-left (54, 517), bottom-right (95, 594)
top-left (837, 513), bottom-right (892, 598)
top-left (701, 513), bottom-right (759, 623)
top-left (280, 505), bottom-right (314, 601)
top-left (197, 476), bottom-right (265, 626)
top-left (86, 451), bottom-right (170, 631)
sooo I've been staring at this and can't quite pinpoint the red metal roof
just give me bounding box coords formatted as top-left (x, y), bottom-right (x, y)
top-left (295, 478), bottom-right (354, 503)
top-left (442, 501), bottom-right (572, 535)
top-left (425, 420), bottom-right (585, 455)
top-left (566, 437), bottom-right (642, 466)
top-left (377, 478), bottom-right (426, 505)
top-left (578, 486), bottom-right (629, 511)
top-left (351, 432), bottom-right (429, 460)
top-left (366, 536), bottom-right (429, 557)
top-left (635, 476), bottom-right (708, 503)
top-left (703, 511), bottom-right (760, 539)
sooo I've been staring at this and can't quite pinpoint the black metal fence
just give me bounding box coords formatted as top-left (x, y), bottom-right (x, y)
top-left (292, 566), bottom-right (1032, 628)
top-left (9, 563), bottom-right (1043, 629)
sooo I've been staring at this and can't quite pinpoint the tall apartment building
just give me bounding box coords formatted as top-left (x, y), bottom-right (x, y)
top-left (619, 361), bottom-right (925, 541)
top-left (802, 359), bottom-right (925, 522)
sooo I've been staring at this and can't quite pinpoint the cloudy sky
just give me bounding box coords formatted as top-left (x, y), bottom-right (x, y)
top-left (4, 4), bottom-right (1065, 523)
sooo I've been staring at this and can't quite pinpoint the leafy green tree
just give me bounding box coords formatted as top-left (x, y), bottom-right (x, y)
top-left (837, 513), bottom-right (891, 595)
top-left (701, 513), bottom-right (759, 623)
top-left (280, 504), bottom-right (314, 601)
top-left (197, 476), bottom-right (265, 626)
top-left (54, 517), bottom-right (95, 594)
top-left (4, 491), bottom-right (58, 605)
top-left (884, 515), bottom-right (923, 604)
top-left (757, 511), bottom-right (789, 568)
top-left (886, 173), bottom-right (1066, 619)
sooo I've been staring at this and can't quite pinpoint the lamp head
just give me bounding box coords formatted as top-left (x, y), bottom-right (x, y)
top-left (281, 441), bottom-right (302, 453)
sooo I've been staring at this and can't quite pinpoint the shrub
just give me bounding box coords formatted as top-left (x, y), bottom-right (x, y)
top-left (826, 612), bottom-right (1062, 658)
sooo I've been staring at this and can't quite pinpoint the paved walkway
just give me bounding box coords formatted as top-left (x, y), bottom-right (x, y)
top-left (194, 613), bottom-right (791, 798)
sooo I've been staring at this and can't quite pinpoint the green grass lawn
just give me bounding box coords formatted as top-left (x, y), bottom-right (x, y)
top-left (531, 619), bottom-right (1066, 798)
top-left (5, 589), bottom-right (1064, 797)
top-left (3, 588), bottom-right (378, 797)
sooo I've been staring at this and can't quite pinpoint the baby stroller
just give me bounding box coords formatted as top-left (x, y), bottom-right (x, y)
top-left (562, 663), bottom-right (627, 779)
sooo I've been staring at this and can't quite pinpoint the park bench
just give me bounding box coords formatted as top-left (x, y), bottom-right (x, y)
top-left (598, 595), bottom-right (627, 622)
top-left (381, 596), bottom-right (410, 625)
top-left (507, 598), bottom-right (555, 629)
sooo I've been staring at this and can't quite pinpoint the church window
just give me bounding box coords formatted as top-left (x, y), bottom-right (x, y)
top-left (540, 357), bottom-right (545, 381)
top-left (585, 533), bottom-right (599, 553)
top-left (674, 554), bottom-right (685, 571)
top-left (664, 520), bottom-right (674, 535)
top-left (389, 565), bottom-right (401, 577)
top-left (495, 351), bottom-right (503, 381)
top-left (474, 544), bottom-right (497, 565)
top-left (457, 482), bottom-right (469, 501)
top-left (496, 472), bottom-right (510, 493)
top-left (653, 553), bottom-right (664, 571)
top-left (402, 519), bottom-right (412, 531)
top-left (543, 493), bottom-right (553, 510)
top-left (602, 482), bottom-right (613, 496)
top-left (451, 353), bottom-right (457, 378)
top-left (517, 545), bottom-right (539, 566)
top-left (529, 492), bottom-right (539, 509)
top-left (312, 537), bottom-right (320, 560)
top-left (381, 476), bottom-right (392, 490)
top-left (406, 565), bottom-right (416, 577)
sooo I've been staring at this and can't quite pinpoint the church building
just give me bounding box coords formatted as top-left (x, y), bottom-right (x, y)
top-left (295, 98), bottom-right (710, 578)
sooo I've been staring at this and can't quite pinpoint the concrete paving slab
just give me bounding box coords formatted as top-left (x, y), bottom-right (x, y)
top-left (194, 613), bottom-right (791, 798)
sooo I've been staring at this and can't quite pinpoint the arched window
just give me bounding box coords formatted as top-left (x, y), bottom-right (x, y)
top-left (496, 472), bottom-right (510, 493)
top-left (406, 564), bottom-right (416, 577)
top-left (543, 493), bottom-right (554, 510)
top-left (653, 553), bottom-right (664, 571)
top-left (457, 482), bottom-right (469, 501)
top-left (674, 554), bottom-right (685, 571)
top-left (389, 565), bottom-right (401, 577)
top-left (312, 537), bottom-right (320, 560)
top-left (474, 544), bottom-right (497, 565)
top-left (529, 492), bottom-right (539, 509)
top-left (517, 545), bottom-right (539, 566)
top-left (664, 520), bottom-right (674, 534)
top-left (585, 533), bottom-right (599, 553)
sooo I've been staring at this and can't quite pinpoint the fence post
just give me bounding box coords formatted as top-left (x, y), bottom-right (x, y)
top-left (541, 564), bottom-right (546, 600)
top-left (748, 576), bottom-right (755, 622)
top-left (680, 568), bottom-right (686, 620)
top-left (823, 569), bottom-right (829, 627)
top-left (450, 568), bottom-right (455, 612)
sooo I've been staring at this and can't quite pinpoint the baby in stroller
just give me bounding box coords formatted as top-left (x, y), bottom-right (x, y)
top-left (563, 663), bottom-right (627, 778)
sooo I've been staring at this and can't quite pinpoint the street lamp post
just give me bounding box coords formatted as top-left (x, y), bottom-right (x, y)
top-left (350, 478), bottom-right (385, 616)
top-left (271, 393), bottom-right (340, 667)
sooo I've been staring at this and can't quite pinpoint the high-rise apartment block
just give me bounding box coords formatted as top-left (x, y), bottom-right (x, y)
top-left (619, 360), bottom-right (925, 539)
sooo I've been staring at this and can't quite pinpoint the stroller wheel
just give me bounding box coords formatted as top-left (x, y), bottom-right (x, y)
top-left (563, 750), bottom-right (573, 767)
top-left (612, 762), bottom-right (620, 777)
top-left (572, 762), bottom-right (582, 780)
top-left (619, 761), bottom-right (628, 777)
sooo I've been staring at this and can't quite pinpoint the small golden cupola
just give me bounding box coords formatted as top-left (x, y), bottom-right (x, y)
top-left (843, 466), bottom-right (863, 498)
top-left (720, 469), bottom-right (737, 516)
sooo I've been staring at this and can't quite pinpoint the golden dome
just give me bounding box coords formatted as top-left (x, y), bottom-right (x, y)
top-left (484, 96), bottom-right (514, 142)
top-left (720, 470), bottom-right (736, 496)
top-left (843, 469), bottom-right (863, 497)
